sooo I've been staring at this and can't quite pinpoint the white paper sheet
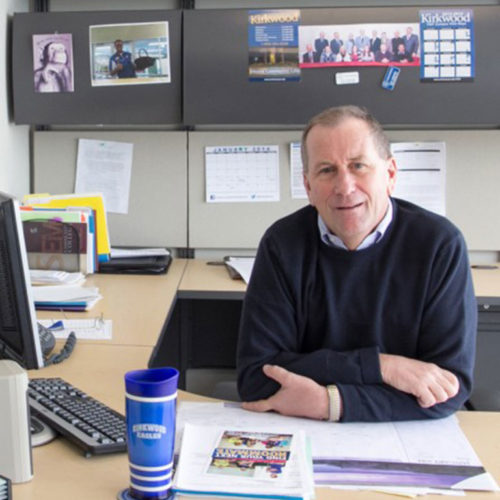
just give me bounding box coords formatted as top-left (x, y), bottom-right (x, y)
top-left (205, 145), bottom-right (280, 203)
top-left (226, 257), bottom-right (255, 284)
top-left (290, 142), bottom-right (307, 199)
top-left (110, 247), bottom-right (170, 258)
top-left (38, 318), bottom-right (112, 340)
top-left (391, 142), bottom-right (446, 216)
top-left (75, 138), bottom-right (133, 214)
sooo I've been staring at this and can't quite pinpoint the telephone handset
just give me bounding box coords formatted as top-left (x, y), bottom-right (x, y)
top-left (36, 323), bottom-right (76, 366)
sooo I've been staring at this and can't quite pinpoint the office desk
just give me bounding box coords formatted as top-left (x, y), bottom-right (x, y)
top-left (18, 349), bottom-right (500, 500)
top-left (150, 259), bottom-right (246, 388)
top-left (37, 259), bottom-right (188, 347)
top-left (11, 262), bottom-right (500, 499)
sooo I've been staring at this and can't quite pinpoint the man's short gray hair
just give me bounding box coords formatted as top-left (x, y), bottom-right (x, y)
top-left (301, 105), bottom-right (391, 172)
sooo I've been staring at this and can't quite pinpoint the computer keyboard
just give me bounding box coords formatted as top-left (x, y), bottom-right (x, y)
top-left (28, 377), bottom-right (127, 457)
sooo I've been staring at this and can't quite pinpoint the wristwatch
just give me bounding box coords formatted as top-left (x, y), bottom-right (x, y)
top-left (327, 385), bottom-right (342, 422)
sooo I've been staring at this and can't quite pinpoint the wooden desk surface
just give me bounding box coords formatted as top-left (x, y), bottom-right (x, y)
top-left (181, 260), bottom-right (500, 300)
top-left (36, 258), bottom-right (187, 347)
top-left (19, 344), bottom-right (209, 500)
top-left (471, 264), bottom-right (500, 299)
top-left (179, 259), bottom-right (247, 296)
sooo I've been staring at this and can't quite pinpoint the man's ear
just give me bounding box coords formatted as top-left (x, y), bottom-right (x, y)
top-left (386, 157), bottom-right (397, 195)
top-left (303, 172), bottom-right (314, 203)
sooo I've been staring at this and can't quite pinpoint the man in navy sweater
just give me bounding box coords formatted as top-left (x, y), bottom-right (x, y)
top-left (237, 105), bottom-right (476, 422)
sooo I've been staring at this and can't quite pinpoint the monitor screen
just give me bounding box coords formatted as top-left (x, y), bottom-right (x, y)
top-left (0, 191), bottom-right (43, 369)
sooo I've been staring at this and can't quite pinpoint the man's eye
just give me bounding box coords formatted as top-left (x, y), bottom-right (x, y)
top-left (318, 166), bottom-right (334, 174)
top-left (352, 162), bottom-right (365, 171)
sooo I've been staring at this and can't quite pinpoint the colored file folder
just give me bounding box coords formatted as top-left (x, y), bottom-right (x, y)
top-left (24, 193), bottom-right (110, 262)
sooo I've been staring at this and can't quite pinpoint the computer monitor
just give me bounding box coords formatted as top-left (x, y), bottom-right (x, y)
top-left (0, 191), bottom-right (44, 369)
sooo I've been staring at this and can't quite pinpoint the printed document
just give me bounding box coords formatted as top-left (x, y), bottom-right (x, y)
top-left (76, 138), bottom-right (133, 214)
top-left (391, 142), bottom-right (446, 216)
top-left (290, 141), bottom-right (307, 199)
top-left (174, 423), bottom-right (314, 499)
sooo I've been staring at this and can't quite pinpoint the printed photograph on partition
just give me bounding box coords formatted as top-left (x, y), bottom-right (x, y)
top-left (299, 22), bottom-right (420, 68)
top-left (32, 33), bottom-right (74, 93)
top-left (89, 21), bottom-right (171, 86)
top-left (248, 9), bottom-right (301, 82)
top-left (207, 430), bottom-right (293, 480)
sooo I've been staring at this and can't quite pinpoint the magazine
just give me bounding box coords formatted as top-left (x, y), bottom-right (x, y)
top-left (173, 423), bottom-right (314, 500)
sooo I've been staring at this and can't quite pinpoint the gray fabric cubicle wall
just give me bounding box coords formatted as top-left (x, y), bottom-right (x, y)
top-left (188, 129), bottom-right (500, 250)
top-left (184, 6), bottom-right (500, 126)
top-left (33, 131), bottom-right (187, 248)
top-left (32, 129), bottom-right (500, 250)
top-left (12, 10), bottom-right (182, 125)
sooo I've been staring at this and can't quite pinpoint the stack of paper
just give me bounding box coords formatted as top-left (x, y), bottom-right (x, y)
top-left (30, 270), bottom-right (85, 286)
top-left (173, 423), bottom-right (314, 500)
top-left (31, 285), bottom-right (102, 311)
top-left (110, 247), bottom-right (170, 258)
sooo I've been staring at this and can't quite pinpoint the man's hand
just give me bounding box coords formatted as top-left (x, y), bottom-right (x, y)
top-left (379, 354), bottom-right (459, 408)
top-left (241, 365), bottom-right (329, 420)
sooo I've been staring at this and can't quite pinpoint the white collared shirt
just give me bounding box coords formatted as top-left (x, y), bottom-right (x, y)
top-left (318, 199), bottom-right (393, 251)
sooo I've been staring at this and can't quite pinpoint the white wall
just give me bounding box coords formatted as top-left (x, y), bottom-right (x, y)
top-left (0, 0), bottom-right (30, 199)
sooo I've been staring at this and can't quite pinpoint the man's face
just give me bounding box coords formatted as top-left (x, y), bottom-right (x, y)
top-left (114, 40), bottom-right (123, 52)
top-left (303, 119), bottom-right (397, 250)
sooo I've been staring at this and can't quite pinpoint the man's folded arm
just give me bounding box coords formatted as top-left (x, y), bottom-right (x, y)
top-left (237, 341), bottom-right (382, 402)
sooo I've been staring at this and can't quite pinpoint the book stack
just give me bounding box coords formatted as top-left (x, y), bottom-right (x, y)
top-left (173, 423), bottom-right (315, 500)
top-left (21, 193), bottom-right (111, 274)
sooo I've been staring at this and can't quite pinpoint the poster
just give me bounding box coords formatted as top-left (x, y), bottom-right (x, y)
top-left (248, 9), bottom-right (300, 82)
top-left (299, 22), bottom-right (420, 68)
top-left (32, 33), bottom-right (74, 93)
top-left (420, 9), bottom-right (474, 81)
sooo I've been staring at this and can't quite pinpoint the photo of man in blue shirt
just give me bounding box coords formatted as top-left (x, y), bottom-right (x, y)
top-left (109, 39), bottom-right (136, 79)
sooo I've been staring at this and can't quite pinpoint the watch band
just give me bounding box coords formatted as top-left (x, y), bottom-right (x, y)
top-left (327, 384), bottom-right (342, 422)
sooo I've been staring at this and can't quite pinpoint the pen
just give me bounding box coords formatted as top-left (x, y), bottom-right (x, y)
top-left (471, 265), bottom-right (498, 269)
top-left (48, 320), bottom-right (64, 330)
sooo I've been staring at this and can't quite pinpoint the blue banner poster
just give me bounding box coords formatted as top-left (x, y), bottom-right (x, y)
top-left (420, 9), bottom-right (474, 81)
top-left (248, 9), bottom-right (300, 82)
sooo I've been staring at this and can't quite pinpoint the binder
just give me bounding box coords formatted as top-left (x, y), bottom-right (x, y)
top-left (98, 254), bottom-right (172, 275)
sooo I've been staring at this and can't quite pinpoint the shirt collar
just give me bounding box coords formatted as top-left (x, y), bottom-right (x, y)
top-left (318, 199), bottom-right (393, 251)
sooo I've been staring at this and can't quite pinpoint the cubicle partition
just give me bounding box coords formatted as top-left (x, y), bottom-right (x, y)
top-left (12, 10), bottom-right (182, 125)
top-left (33, 131), bottom-right (188, 248)
top-left (33, 128), bottom-right (500, 251)
top-left (183, 6), bottom-right (500, 126)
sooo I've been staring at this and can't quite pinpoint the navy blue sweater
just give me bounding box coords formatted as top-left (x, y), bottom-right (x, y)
top-left (237, 199), bottom-right (477, 422)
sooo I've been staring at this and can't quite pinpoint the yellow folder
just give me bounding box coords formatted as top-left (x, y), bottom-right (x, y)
top-left (24, 193), bottom-right (111, 262)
